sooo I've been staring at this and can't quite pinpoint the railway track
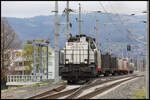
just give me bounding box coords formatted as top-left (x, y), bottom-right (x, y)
top-left (78, 76), bottom-right (137, 99)
top-left (27, 84), bottom-right (67, 99)
top-left (28, 74), bottom-right (143, 99)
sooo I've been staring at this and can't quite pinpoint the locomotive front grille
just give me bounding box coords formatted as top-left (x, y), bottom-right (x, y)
top-left (64, 48), bottom-right (94, 64)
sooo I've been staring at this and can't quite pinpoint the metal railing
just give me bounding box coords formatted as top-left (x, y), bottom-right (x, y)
top-left (7, 75), bottom-right (42, 82)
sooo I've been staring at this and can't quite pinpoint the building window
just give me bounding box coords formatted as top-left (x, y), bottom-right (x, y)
top-left (15, 62), bottom-right (18, 66)
top-left (19, 62), bottom-right (23, 66)
top-left (4, 53), bottom-right (9, 59)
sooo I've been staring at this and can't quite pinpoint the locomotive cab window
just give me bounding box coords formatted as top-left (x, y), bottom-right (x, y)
top-left (90, 40), bottom-right (96, 49)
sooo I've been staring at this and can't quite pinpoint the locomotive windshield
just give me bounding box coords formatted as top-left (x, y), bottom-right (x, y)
top-left (90, 40), bottom-right (96, 49)
top-left (68, 37), bottom-right (80, 42)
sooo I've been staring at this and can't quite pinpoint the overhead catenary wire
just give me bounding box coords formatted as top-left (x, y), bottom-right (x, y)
top-left (106, 2), bottom-right (147, 78)
top-left (98, 2), bottom-right (125, 35)
top-left (107, 2), bottom-right (142, 49)
top-left (108, 2), bottom-right (146, 45)
top-left (100, 2), bottom-right (129, 57)
top-left (98, 2), bottom-right (124, 54)
top-left (47, 11), bottom-right (66, 43)
top-left (107, 2), bottom-right (147, 61)
top-left (98, 2), bottom-right (146, 58)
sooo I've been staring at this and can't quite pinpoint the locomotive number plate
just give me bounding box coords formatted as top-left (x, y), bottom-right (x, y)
top-left (68, 42), bottom-right (73, 46)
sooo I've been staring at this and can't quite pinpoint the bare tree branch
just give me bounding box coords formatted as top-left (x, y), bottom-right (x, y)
top-left (1, 17), bottom-right (22, 85)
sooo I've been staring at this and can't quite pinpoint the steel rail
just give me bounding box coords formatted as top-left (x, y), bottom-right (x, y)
top-left (27, 85), bottom-right (66, 99)
top-left (40, 80), bottom-right (93, 99)
top-left (65, 78), bottom-right (95, 99)
top-left (78, 76), bottom-right (139, 99)
top-left (65, 75), bottom-right (136, 99)
top-left (30, 74), bottom-right (142, 99)
top-left (40, 87), bottom-right (79, 99)
top-left (41, 74), bottom-right (135, 99)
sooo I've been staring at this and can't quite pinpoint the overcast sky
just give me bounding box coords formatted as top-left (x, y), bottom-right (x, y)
top-left (1, 1), bottom-right (147, 18)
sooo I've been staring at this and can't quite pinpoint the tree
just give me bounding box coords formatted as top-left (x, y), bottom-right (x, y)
top-left (1, 18), bottom-right (22, 85)
top-left (22, 44), bottom-right (33, 74)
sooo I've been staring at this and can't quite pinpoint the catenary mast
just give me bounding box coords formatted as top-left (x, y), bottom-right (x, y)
top-left (54, 1), bottom-right (59, 82)
top-left (66, 1), bottom-right (70, 40)
top-left (79, 3), bottom-right (82, 35)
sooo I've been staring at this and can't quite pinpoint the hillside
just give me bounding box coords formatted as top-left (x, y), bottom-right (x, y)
top-left (6, 13), bottom-right (147, 57)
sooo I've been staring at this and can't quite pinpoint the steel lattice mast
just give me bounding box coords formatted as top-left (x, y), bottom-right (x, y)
top-left (96, 19), bottom-right (99, 49)
top-left (79, 3), bottom-right (82, 35)
top-left (66, 1), bottom-right (70, 40)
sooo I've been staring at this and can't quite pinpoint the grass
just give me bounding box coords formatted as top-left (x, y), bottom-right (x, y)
top-left (1, 86), bottom-right (8, 90)
top-left (33, 83), bottom-right (41, 87)
top-left (133, 86), bottom-right (146, 99)
top-left (31, 81), bottom-right (53, 87)
top-left (1, 81), bottom-right (53, 91)
top-left (1, 81), bottom-right (53, 99)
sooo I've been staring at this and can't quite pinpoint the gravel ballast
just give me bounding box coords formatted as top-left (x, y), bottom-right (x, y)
top-left (1, 81), bottom-right (66, 99)
top-left (93, 75), bottom-right (146, 99)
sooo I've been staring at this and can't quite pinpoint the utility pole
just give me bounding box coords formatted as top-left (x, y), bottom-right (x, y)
top-left (46, 46), bottom-right (48, 80)
top-left (137, 52), bottom-right (139, 72)
top-left (66, 1), bottom-right (70, 40)
top-left (122, 45), bottom-right (124, 58)
top-left (79, 3), bottom-right (82, 35)
top-left (119, 44), bottom-right (124, 58)
top-left (95, 20), bottom-right (99, 48)
top-left (139, 52), bottom-right (142, 72)
top-left (140, 52), bottom-right (143, 72)
top-left (135, 55), bottom-right (137, 71)
top-left (127, 51), bottom-right (130, 74)
top-left (54, 1), bottom-right (59, 82)
top-left (143, 57), bottom-right (144, 72)
top-left (146, 5), bottom-right (149, 96)
top-left (108, 39), bottom-right (111, 55)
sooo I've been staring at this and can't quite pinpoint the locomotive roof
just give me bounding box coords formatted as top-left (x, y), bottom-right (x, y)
top-left (68, 34), bottom-right (95, 42)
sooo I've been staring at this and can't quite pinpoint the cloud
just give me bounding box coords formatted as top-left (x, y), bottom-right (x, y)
top-left (1, 1), bottom-right (147, 18)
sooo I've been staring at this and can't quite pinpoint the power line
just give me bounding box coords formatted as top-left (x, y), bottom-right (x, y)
top-left (108, 2), bottom-right (146, 45)
top-left (107, 2), bottom-right (146, 63)
top-left (98, 2), bottom-right (125, 54)
top-left (99, 1), bottom-right (146, 57)
top-left (99, 2), bottom-right (124, 35)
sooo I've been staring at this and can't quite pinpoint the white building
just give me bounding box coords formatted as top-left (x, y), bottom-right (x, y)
top-left (5, 46), bottom-right (56, 80)
top-left (47, 48), bottom-right (55, 80)
top-left (5, 49), bottom-right (29, 75)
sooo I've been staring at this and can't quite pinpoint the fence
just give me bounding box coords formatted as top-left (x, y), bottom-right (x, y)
top-left (7, 75), bottom-right (42, 83)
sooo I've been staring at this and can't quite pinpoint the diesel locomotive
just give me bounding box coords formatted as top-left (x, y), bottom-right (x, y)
top-left (59, 34), bottom-right (134, 83)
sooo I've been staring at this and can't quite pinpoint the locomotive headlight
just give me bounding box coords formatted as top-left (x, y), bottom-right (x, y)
top-left (84, 59), bottom-right (88, 64)
top-left (66, 61), bottom-right (69, 64)
top-left (84, 61), bottom-right (87, 64)
top-left (65, 59), bottom-right (69, 64)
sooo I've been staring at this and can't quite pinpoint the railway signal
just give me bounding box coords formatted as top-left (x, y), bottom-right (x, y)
top-left (127, 44), bottom-right (131, 51)
top-left (127, 44), bottom-right (131, 74)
